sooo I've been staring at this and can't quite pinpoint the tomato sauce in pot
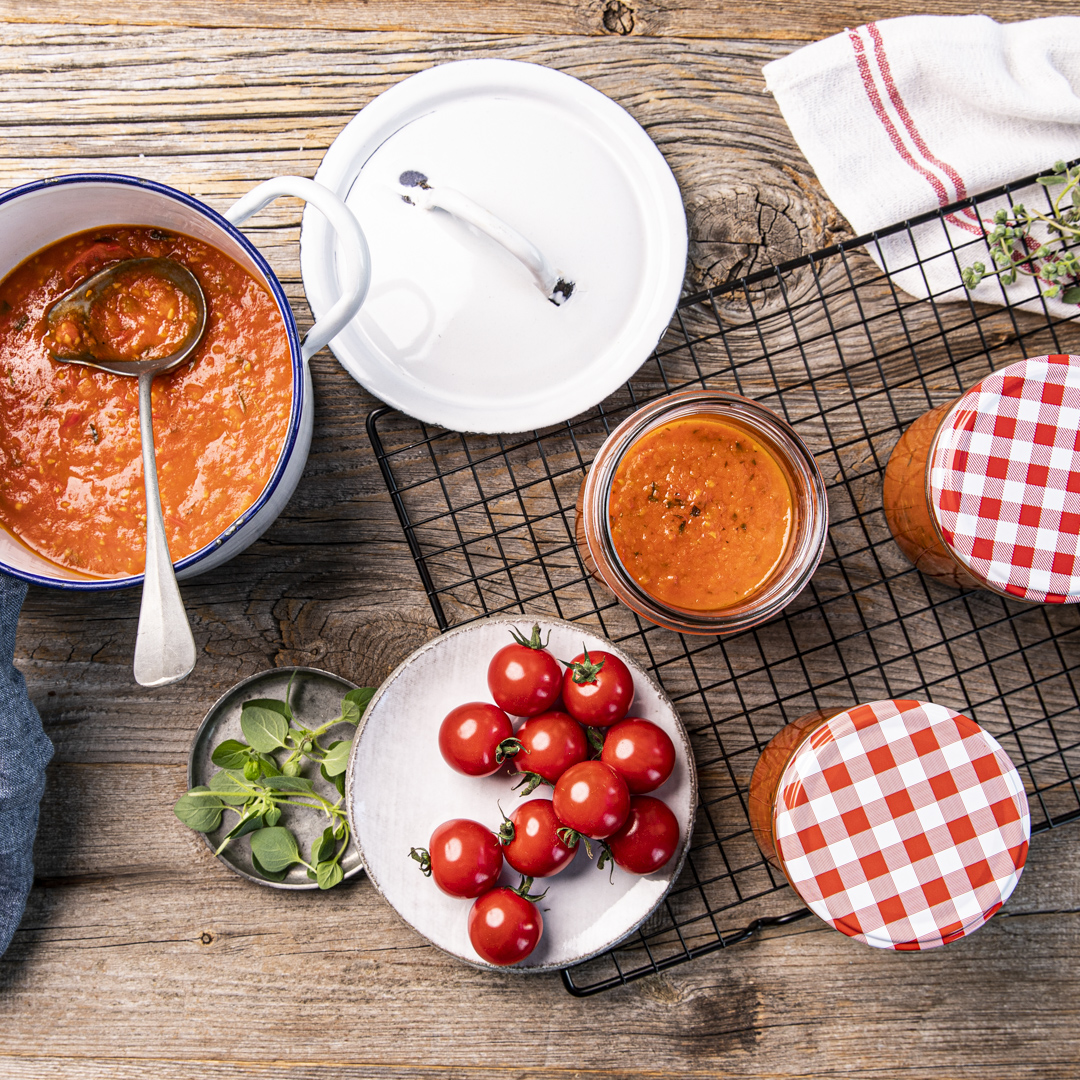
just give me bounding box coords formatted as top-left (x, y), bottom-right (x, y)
top-left (607, 415), bottom-right (794, 611)
top-left (47, 259), bottom-right (202, 364)
top-left (0, 226), bottom-right (292, 577)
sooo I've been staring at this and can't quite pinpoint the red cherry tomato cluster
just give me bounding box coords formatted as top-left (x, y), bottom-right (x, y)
top-left (412, 625), bottom-right (684, 967)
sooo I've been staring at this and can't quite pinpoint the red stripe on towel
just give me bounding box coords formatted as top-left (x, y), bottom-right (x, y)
top-left (848, 24), bottom-right (983, 236)
top-left (866, 22), bottom-right (983, 233)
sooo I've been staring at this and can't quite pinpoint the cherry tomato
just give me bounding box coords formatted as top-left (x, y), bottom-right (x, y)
top-left (419, 819), bottom-right (503, 898)
top-left (561, 648), bottom-right (634, 727)
top-left (601, 717), bottom-right (676, 793)
top-left (468, 887), bottom-right (543, 965)
top-left (487, 624), bottom-right (563, 716)
top-left (514, 710), bottom-right (588, 784)
top-left (438, 701), bottom-right (518, 776)
top-left (607, 796), bottom-right (680, 875)
top-left (552, 760), bottom-right (630, 839)
top-left (502, 799), bottom-right (577, 878)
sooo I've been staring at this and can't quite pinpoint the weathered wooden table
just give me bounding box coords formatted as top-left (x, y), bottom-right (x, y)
top-left (1, 3), bottom-right (1078, 1077)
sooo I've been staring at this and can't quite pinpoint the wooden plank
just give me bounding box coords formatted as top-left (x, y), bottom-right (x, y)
top-left (0, 0), bottom-right (1070, 43)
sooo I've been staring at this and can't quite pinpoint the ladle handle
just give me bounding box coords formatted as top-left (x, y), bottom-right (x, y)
top-left (132, 371), bottom-right (197, 688)
top-left (225, 177), bottom-right (371, 362)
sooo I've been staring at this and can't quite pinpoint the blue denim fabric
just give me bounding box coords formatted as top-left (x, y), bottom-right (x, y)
top-left (0, 573), bottom-right (52, 957)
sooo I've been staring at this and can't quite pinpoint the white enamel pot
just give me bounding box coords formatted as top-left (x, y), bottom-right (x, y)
top-left (0, 173), bottom-right (370, 590)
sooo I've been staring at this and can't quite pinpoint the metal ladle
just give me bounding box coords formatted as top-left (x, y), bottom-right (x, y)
top-left (45, 257), bottom-right (206, 687)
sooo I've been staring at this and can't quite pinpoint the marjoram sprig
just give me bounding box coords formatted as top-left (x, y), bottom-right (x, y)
top-left (962, 160), bottom-right (1080, 305)
top-left (174, 684), bottom-right (373, 889)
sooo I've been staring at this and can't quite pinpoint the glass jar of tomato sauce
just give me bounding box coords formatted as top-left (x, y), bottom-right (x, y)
top-left (884, 354), bottom-right (1080, 601)
top-left (748, 699), bottom-right (1030, 949)
top-left (576, 390), bottom-right (828, 635)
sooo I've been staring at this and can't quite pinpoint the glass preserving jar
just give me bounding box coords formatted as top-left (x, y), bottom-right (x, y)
top-left (748, 699), bottom-right (1030, 950)
top-left (884, 353), bottom-right (1080, 601)
top-left (576, 390), bottom-right (828, 635)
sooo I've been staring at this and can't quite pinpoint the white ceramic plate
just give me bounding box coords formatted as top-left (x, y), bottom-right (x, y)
top-left (346, 617), bottom-right (696, 972)
top-left (301, 59), bottom-right (688, 434)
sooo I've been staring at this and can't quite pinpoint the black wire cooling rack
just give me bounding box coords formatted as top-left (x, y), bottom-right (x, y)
top-left (366, 164), bottom-right (1080, 996)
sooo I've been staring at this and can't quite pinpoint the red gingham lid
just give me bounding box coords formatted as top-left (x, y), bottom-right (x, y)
top-left (928, 354), bottom-right (1080, 603)
top-left (773, 699), bottom-right (1029, 950)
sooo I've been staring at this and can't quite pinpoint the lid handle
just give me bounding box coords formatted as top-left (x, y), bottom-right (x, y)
top-left (399, 172), bottom-right (574, 306)
top-left (226, 177), bottom-right (372, 362)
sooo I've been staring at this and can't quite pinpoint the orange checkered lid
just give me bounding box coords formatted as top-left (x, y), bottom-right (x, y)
top-left (773, 699), bottom-right (1029, 950)
top-left (929, 354), bottom-right (1080, 603)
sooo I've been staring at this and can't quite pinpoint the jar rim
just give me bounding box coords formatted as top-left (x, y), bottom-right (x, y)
top-left (580, 389), bottom-right (828, 635)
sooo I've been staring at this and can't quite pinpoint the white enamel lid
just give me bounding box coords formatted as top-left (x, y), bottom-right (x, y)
top-left (300, 59), bottom-right (688, 433)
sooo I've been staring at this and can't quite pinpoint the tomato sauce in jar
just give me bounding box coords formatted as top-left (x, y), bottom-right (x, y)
top-left (884, 354), bottom-right (1080, 603)
top-left (0, 227), bottom-right (292, 577)
top-left (607, 415), bottom-right (794, 611)
top-left (882, 402), bottom-right (982, 590)
top-left (748, 699), bottom-right (1030, 950)
top-left (577, 390), bottom-right (828, 636)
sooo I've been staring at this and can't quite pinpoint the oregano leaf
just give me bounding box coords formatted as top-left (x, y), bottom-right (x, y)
top-left (258, 754), bottom-right (282, 778)
top-left (264, 774), bottom-right (315, 793)
top-left (223, 810), bottom-right (265, 842)
top-left (321, 739), bottom-right (352, 777)
top-left (317, 861), bottom-right (344, 890)
top-left (320, 763), bottom-right (346, 797)
top-left (251, 850), bottom-right (289, 883)
top-left (340, 687), bottom-right (374, 725)
top-left (209, 768), bottom-right (255, 805)
top-left (249, 826), bottom-right (302, 873)
top-left (241, 705), bottom-right (289, 752)
top-left (244, 696), bottom-right (294, 723)
top-left (312, 826), bottom-right (336, 865)
top-left (211, 739), bottom-right (251, 769)
top-left (174, 788), bottom-right (225, 832)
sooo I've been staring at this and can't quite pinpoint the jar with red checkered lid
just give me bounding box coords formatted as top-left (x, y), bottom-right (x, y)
top-left (884, 354), bottom-right (1080, 601)
top-left (748, 699), bottom-right (1030, 949)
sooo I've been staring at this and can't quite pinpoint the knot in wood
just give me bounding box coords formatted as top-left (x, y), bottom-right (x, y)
top-left (601, 1), bottom-right (635, 35)
top-left (688, 187), bottom-right (805, 289)
top-left (685, 184), bottom-right (831, 318)
top-left (200, 932), bottom-right (213, 945)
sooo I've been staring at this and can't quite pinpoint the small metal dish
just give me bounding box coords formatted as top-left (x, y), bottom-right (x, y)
top-left (188, 666), bottom-right (364, 889)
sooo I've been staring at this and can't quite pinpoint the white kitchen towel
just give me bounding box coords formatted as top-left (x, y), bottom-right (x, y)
top-left (763, 15), bottom-right (1080, 317)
